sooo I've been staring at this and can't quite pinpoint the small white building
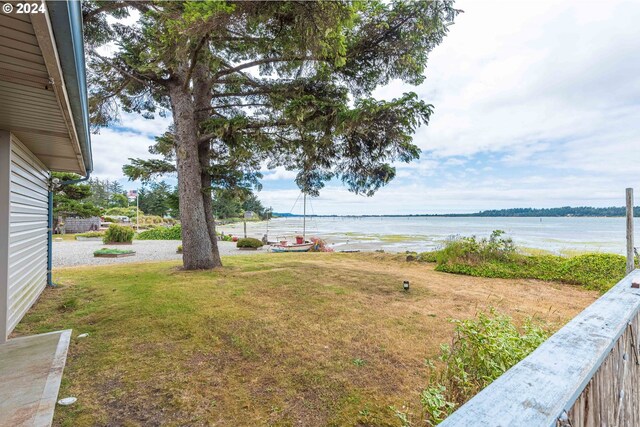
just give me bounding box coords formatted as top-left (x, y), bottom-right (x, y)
top-left (0, 1), bottom-right (93, 424)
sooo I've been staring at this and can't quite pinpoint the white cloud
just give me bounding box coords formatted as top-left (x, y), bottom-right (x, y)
top-left (91, 112), bottom-right (172, 180)
top-left (261, 166), bottom-right (299, 181)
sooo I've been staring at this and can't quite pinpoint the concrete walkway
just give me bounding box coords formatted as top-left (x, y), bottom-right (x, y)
top-left (0, 330), bottom-right (71, 426)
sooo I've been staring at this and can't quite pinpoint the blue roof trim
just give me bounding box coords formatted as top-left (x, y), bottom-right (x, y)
top-left (46, 0), bottom-right (93, 173)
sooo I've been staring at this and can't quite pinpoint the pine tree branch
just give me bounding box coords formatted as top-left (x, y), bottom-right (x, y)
top-left (212, 57), bottom-right (314, 80)
top-left (183, 36), bottom-right (209, 92)
top-left (91, 51), bottom-right (168, 86)
top-left (198, 119), bottom-right (293, 143)
top-left (196, 103), bottom-right (268, 112)
top-left (83, 2), bottom-right (129, 21)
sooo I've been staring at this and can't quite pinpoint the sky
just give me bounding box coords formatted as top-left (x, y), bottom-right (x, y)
top-left (91, 0), bottom-right (640, 215)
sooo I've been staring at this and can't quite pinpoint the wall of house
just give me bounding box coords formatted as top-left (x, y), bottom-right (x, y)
top-left (0, 131), bottom-right (9, 343)
top-left (0, 132), bottom-right (49, 342)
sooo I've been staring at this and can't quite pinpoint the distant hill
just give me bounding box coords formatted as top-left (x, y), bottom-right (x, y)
top-left (272, 206), bottom-right (640, 218)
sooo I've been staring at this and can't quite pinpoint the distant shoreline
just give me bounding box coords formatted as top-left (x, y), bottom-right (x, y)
top-left (272, 214), bottom-right (634, 218)
top-left (273, 206), bottom-right (640, 218)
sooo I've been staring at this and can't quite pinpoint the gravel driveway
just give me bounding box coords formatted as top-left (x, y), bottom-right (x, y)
top-left (53, 240), bottom-right (263, 267)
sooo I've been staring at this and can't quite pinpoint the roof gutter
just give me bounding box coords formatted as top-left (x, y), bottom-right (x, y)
top-left (46, 0), bottom-right (93, 175)
top-left (44, 0), bottom-right (93, 286)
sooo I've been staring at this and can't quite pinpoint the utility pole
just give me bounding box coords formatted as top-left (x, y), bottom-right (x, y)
top-left (136, 190), bottom-right (139, 232)
top-left (626, 188), bottom-right (635, 274)
top-left (303, 192), bottom-right (306, 241)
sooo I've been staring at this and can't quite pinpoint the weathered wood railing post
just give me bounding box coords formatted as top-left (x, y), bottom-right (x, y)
top-left (626, 188), bottom-right (634, 274)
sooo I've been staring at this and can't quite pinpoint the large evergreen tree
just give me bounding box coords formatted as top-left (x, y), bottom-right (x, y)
top-left (83, 0), bottom-right (458, 269)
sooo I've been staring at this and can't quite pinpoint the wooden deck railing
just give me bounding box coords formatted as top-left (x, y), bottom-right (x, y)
top-left (440, 270), bottom-right (640, 427)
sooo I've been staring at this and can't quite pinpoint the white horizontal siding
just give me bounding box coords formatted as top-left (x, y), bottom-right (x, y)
top-left (6, 134), bottom-right (48, 335)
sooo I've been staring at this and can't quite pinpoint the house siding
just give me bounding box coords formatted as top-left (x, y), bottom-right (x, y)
top-left (6, 134), bottom-right (49, 338)
top-left (0, 131), bottom-right (10, 343)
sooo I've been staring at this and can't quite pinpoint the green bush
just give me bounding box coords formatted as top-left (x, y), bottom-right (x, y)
top-left (76, 231), bottom-right (104, 239)
top-left (102, 216), bottom-right (116, 223)
top-left (432, 230), bottom-right (626, 293)
top-left (140, 214), bottom-right (164, 225)
top-left (437, 230), bottom-right (516, 265)
top-left (436, 310), bottom-right (548, 399)
top-left (418, 385), bottom-right (456, 426)
top-left (236, 237), bottom-right (263, 249)
top-left (417, 251), bottom-right (440, 263)
top-left (137, 225), bottom-right (182, 240)
top-left (399, 309), bottom-right (548, 425)
top-left (104, 207), bottom-right (142, 219)
top-left (103, 224), bottom-right (134, 244)
top-left (560, 253), bottom-right (626, 292)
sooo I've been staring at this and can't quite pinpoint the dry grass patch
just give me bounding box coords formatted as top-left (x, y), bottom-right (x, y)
top-left (13, 253), bottom-right (598, 426)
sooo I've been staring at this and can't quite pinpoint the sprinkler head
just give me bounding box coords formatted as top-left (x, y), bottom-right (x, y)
top-left (403, 280), bottom-right (410, 291)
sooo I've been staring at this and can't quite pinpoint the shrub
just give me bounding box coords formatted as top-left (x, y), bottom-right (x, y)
top-left (104, 207), bottom-right (142, 219)
top-left (177, 244), bottom-right (183, 252)
top-left (103, 224), bottom-right (134, 244)
top-left (434, 309), bottom-right (548, 401)
top-left (102, 216), bottom-right (116, 223)
top-left (398, 309), bottom-right (549, 425)
top-left (419, 385), bottom-right (456, 425)
top-left (437, 230), bottom-right (516, 265)
top-left (560, 253), bottom-right (626, 292)
top-left (94, 248), bottom-right (135, 255)
top-left (432, 230), bottom-right (626, 293)
top-left (137, 225), bottom-right (182, 240)
top-left (140, 214), bottom-right (164, 225)
top-left (236, 237), bottom-right (263, 249)
top-left (417, 251), bottom-right (440, 263)
top-left (76, 231), bottom-right (104, 239)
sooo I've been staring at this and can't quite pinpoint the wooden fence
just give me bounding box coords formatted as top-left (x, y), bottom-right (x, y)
top-left (440, 270), bottom-right (640, 427)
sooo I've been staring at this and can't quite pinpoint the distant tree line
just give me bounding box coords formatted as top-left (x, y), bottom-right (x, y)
top-left (467, 206), bottom-right (640, 217)
top-left (275, 206), bottom-right (640, 218)
top-left (55, 175), bottom-right (268, 221)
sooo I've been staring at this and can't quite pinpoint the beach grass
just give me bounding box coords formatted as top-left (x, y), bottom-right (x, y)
top-left (14, 253), bottom-right (597, 426)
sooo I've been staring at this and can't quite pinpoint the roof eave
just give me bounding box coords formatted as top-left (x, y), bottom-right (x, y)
top-left (46, 0), bottom-right (93, 175)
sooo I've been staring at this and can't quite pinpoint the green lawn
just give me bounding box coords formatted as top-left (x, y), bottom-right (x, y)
top-left (14, 253), bottom-right (597, 426)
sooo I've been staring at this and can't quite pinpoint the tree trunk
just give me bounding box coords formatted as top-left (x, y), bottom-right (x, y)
top-left (168, 82), bottom-right (216, 269)
top-left (193, 64), bottom-right (223, 267)
top-left (199, 142), bottom-right (223, 267)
